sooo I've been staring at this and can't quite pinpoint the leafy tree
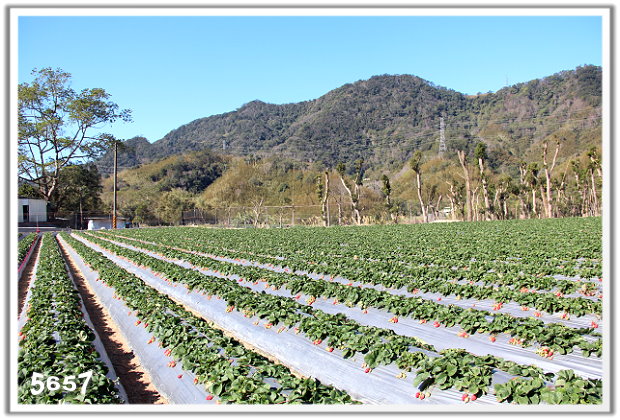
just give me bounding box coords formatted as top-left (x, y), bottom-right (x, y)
top-left (18, 182), bottom-right (40, 199)
top-left (49, 164), bottom-right (103, 214)
top-left (18, 67), bottom-right (131, 201)
top-left (154, 189), bottom-right (194, 225)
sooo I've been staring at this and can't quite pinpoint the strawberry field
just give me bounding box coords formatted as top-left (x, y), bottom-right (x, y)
top-left (16, 217), bottom-right (605, 407)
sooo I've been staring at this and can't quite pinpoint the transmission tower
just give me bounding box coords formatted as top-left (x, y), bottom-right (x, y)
top-left (438, 116), bottom-right (447, 155)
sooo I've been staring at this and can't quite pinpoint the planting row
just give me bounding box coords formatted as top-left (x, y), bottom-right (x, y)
top-left (103, 223), bottom-right (602, 317)
top-left (59, 233), bottom-right (358, 405)
top-left (88, 231), bottom-right (602, 360)
top-left (17, 234), bottom-right (124, 404)
top-left (73, 232), bottom-right (602, 404)
top-left (18, 233), bottom-right (38, 267)
top-left (116, 218), bottom-right (602, 280)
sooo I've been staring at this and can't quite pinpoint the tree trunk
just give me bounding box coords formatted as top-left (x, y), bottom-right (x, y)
top-left (415, 171), bottom-right (428, 223)
top-left (338, 174), bottom-right (361, 225)
top-left (322, 171), bottom-right (330, 227)
top-left (353, 183), bottom-right (362, 225)
top-left (539, 184), bottom-right (547, 219)
top-left (590, 169), bottom-right (599, 216)
top-left (457, 151), bottom-right (472, 221)
top-left (478, 157), bottom-right (491, 220)
top-left (518, 195), bottom-right (528, 219)
top-left (543, 140), bottom-right (560, 218)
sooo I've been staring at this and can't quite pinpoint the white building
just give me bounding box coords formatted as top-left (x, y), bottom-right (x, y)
top-left (87, 217), bottom-right (128, 230)
top-left (18, 198), bottom-right (47, 223)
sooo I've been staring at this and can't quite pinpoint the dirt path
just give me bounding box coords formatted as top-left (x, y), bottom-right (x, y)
top-left (57, 237), bottom-right (167, 404)
top-left (18, 237), bottom-right (41, 317)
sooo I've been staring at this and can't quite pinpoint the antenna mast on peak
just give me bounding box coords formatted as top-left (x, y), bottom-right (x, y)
top-left (438, 116), bottom-right (447, 156)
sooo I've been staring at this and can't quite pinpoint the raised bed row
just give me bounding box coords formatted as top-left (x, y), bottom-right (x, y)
top-left (73, 232), bottom-right (602, 405)
top-left (18, 234), bottom-right (125, 404)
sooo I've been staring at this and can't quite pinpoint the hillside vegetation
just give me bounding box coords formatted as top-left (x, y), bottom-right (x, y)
top-left (97, 65), bottom-right (601, 173)
top-left (99, 65), bottom-right (602, 226)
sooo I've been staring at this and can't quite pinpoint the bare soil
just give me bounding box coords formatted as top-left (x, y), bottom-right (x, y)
top-left (57, 237), bottom-right (167, 404)
top-left (18, 237), bottom-right (41, 317)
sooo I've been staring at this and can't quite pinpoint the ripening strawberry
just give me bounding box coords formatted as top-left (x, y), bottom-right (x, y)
top-left (489, 335), bottom-right (497, 342)
top-left (326, 347), bottom-right (334, 353)
top-left (135, 320), bottom-right (141, 326)
top-left (461, 393), bottom-right (469, 401)
top-left (591, 321), bottom-right (599, 328)
top-left (193, 378), bottom-right (199, 385)
top-left (418, 393), bottom-right (425, 400)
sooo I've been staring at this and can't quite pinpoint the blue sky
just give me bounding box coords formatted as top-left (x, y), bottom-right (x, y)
top-left (18, 14), bottom-right (602, 143)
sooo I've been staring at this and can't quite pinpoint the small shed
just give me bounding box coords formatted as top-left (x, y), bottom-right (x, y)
top-left (87, 217), bottom-right (128, 230)
top-left (18, 198), bottom-right (47, 223)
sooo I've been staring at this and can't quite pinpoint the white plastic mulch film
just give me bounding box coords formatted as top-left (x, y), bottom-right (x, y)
top-left (88, 233), bottom-right (602, 381)
top-left (58, 235), bottom-right (215, 405)
top-left (69, 232), bottom-right (603, 406)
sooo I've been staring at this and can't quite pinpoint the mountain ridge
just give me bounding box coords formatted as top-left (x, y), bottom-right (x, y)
top-left (97, 65), bottom-right (601, 173)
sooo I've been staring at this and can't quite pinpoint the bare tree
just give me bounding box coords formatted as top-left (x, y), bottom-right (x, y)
top-left (526, 163), bottom-right (540, 217)
top-left (542, 138), bottom-right (561, 218)
top-left (474, 142), bottom-right (492, 220)
top-left (457, 150), bottom-right (472, 221)
top-left (409, 151), bottom-right (428, 223)
top-left (336, 162), bottom-right (362, 225)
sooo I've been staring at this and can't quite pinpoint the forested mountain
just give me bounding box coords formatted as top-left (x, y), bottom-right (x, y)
top-left (97, 65), bottom-right (601, 173)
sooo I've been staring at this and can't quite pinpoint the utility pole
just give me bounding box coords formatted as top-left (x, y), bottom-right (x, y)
top-left (112, 141), bottom-right (118, 229)
top-left (438, 116), bottom-right (447, 156)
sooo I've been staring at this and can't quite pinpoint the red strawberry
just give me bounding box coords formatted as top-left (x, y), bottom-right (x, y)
top-left (470, 394), bottom-right (477, 401)
top-left (177, 374), bottom-right (183, 379)
top-left (364, 368), bottom-right (371, 373)
top-left (206, 395), bottom-right (213, 401)
top-left (489, 335), bottom-right (497, 343)
top-left (193, 378), bottom-right (199, 385)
